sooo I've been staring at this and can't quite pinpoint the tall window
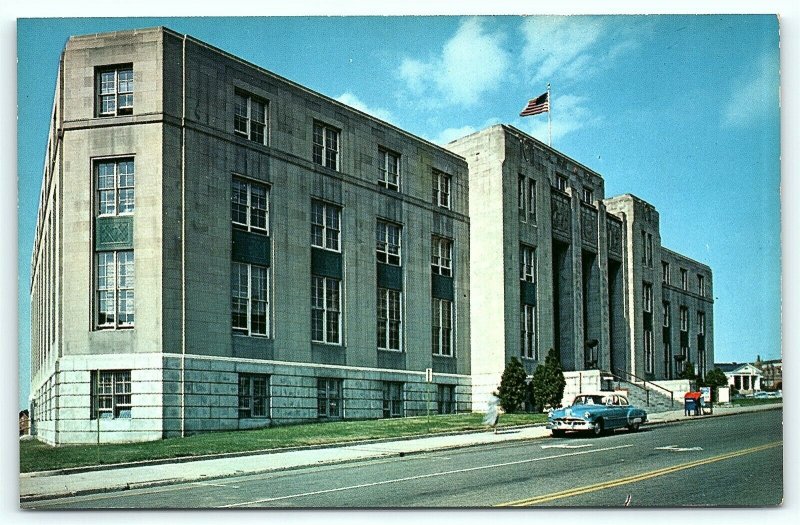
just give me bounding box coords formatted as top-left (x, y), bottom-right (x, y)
top-left (556, 174), bottom-right (568, 192)
top-left (313, 122), bottom-right (340, 171)
top-left (91, 370), bottom-right (131, 419)
top-left (520, 245), bottom-right (536, 282)
top-left (312, 276), bottom-right (341, 344)
top-left (644, 330), bottom-right (654, 374)
top-left (238, 374), bottom-right (269, 418)
top-left (376, 221), bottom-right (402, 266)
top-left (433, 170), bottom-right (451, 209)
top-left (379, 149), bottom-right (400, 191)
top-left (96, 159), bottom-right (134, 216)
top-left (662, 261), bottom-right (671, 284)
top-left (231, 262), bottom-right (269, 336)
top-left (437, 384), bottom-right (455, 414)
top-left (680, 268), bottom-right (688, 291)
top-left (317, 378), bottom-right (342, 418)
top-left (680, 306), bottom-right (689, 332)
top-left (518, 175), bottom-right (526, 212)
top-left (311, 200), bottom-right (341, 251)
top-left (663, 301), bottom-right (670, 327)
top-left (232, 177), bottom-right (268, 233)
top-left (641, 232), bottom-right (653, 267)
top-left (521, 303), bottom-right (537, 359)
top-left (432, 298), bottom-right (453, 356)
top-left (431, 236), bottom-right (452, 276)
top-left (582, 187), bottom-right (594, 204)
top-left (642, 282), bottom-right (653, 313)
top-left (234, 91), bottom-right (267, 145)
top-left (383, 382), bottom-right (403, 418)
top-left (697, 311), bottom-right (706, 335)
top-left (697, 275), bottom-right (706, 297)
top-left (96, 65), bottom-right (133, 116)
top-left (96, 251), bottom-right (134, 329)
top-left (528, 179), bottom-right (537, 220)
top-left (377, 288), bottom-right (402, 351)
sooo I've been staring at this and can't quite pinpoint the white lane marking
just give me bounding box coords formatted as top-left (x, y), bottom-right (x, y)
top-left (192, 481), bottom-right (241, 488)
top-left (655, 445), bottom-right (704, 452)
top-left (218, 444), bottom-right (634, 508)
top-left (541, 444), bottom-right (593, 450)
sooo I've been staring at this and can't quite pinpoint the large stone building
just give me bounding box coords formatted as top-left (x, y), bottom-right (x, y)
top-left (29, 27), bottom-right (713, 444)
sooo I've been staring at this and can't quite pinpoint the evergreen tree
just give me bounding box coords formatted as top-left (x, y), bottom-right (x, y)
top-left (531, 348), bottom-right (566, 411)
top-left (497, 357), bottom-right (528, 413)
top-left (678, 361), bottom-right (696, 380)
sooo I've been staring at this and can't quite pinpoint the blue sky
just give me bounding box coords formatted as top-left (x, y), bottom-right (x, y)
top-left (16, 15), bottom-right (781, 408)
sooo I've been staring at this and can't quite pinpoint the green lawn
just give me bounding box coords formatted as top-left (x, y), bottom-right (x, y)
top-left (19, 412), bottom-right (547, 473)
top-left (730, 397), bottom-right (783, 407)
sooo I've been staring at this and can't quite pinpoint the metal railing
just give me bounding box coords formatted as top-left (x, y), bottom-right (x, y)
top-left (606, 367), bottom-right (675, 407)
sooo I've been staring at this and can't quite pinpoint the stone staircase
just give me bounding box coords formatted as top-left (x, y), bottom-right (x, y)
top-left (601, 372), bottom-right (678, 414)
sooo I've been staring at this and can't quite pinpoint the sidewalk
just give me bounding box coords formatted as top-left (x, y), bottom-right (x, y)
top-left (19, 403), bottom-right (780, 502)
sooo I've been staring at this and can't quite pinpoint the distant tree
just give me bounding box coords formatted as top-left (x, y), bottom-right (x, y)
top-left (678, 361), bottom-right (697, 380)
top-left (497, 357), bottom-right (528, 413)
top-left (700, 367), bottom-right (729, 401)
top-left (531, 348), bottom-right (566, 411)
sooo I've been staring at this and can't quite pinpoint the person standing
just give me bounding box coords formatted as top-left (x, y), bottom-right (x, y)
top-left (483, 392), bottom-right (501, 434)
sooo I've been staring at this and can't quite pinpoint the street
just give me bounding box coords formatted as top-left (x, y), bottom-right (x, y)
top-left (23, 409), bottom-right (782, 509)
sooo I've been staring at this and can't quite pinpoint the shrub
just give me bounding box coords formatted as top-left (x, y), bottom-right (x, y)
top-left (497, 357), bottom-right (529, 413)
top-left (531, 348), bottom-right (566, 411)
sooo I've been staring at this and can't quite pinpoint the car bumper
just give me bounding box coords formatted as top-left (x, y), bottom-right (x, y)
top-left (547, 419), bottom-right (596, 431)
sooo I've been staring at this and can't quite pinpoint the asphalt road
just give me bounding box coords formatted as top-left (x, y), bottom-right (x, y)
top-left (25, 409), bottom-right (782, 509)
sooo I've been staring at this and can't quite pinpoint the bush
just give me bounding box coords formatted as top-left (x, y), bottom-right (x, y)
top-left (700, 367), bottom-right (729, 402)
top-left (678, 361), bottom-right (696, 380)
top-left (497, 357), bottom-right (529, 413)
top-left (531, 348), bottom-right (566, 411)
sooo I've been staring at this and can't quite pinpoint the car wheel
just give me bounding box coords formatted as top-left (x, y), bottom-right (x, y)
top-left (592, 419), bottom-right (604, 437)
top-left (551, 429), bottom-right (566, 438)
top-left (627, 421), bottom-right (640, 432)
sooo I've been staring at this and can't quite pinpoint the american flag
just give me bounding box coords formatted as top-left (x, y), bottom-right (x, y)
top-left (519, 92), bottom-right (549, 117)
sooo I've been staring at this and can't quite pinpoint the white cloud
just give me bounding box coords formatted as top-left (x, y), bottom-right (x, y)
top-left (398, 18), bottom-right (509, 107)
top-left (520, 17), bottom-right (638, 85)
top-left (428, 118), bottom-right (502, 146)
top-left (517, 94), bottom-right (602, 143)
top-left (723, 54), bottom-right (779, 127)
top-left (335, 92), bottom-right (394, 123)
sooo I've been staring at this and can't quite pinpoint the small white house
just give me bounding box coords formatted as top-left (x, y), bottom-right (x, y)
top-left (719, 363), bottom-right (763, 393)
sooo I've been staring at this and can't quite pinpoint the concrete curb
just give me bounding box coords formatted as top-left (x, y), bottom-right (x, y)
top-left (20, 403), bottom-right (781, 503)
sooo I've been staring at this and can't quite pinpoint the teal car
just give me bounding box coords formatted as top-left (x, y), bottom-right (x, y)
top-left (547, 393), bottom-right (647, 437)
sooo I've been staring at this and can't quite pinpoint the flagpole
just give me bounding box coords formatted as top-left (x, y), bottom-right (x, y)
top-left (547, 83), bottom-right (552, 147)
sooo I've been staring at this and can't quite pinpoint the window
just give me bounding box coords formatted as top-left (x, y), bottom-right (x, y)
top-left (231, 262), bottom-right (269, 336)
top-left (311, 200), bottom-right (341, 251)
top-left (697, 275), bottom-right (706, 297)
top-left (382, 382), bottom-right (403, 418)
top-left (528, 179), bottom-right (537, 219)
top-left (91, 370), bottom-right (131, 419)
top-left (521, 303), bottom-right (537, 359)
top-left (644, 329), bottom-right (654, 374)
top-left (641, 232), bottom-right (653, 267)
top-left (431, 236), bottom-right (452, 276)
top-left (680, 306), bottom-right (689, 332)
top-left (662, 261), bottom-right (671, 285)
top-left (663, 301), bottom-right (670, 327)
top-left (312, 276), bottom-right (341, 344)
top-left (379, 149), bottom-right (400, 191)
top-left (697, 311), bottom-right (706, 335)
top-left (317, 378), bottom-right (342, 418)
top-left (238, 374), bottom-right (269, 418)
top-left (437, 384), bottom-right (455, 414)
top-left (234, 91), bottom-right (267, 145)
top-left (96, 251), bottom-right (134, 329)
top-left (377, 288), bottom-right (402, 351)
top-left (96, 159), bottom-right (134, 216)
top-left (96, 65), bottom-right (133, 116)
top-left (433, 170), bottom-right (451, 209)
top-left (518, 175), bottom-right (526, 212)
top-left (582, 187), bottom-right (594, 204)
top-left (556, 174), bottom-right (568, 192)
top-left (232, 177), bottom-right (268, 233)
top-left (680, 268), bottom-right (688, 291)
top-left (642, 282), bottom-right (653, 313)
top-left (520, 245), bottom-right (536, 283)
top-left (376, 221), bottom-right (402, 266)
top-left (432, 298), bottom-right (453, 356)
top-left (313, 122), bottom-right (340, 171)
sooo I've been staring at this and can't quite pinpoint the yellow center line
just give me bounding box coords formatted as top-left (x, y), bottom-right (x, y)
top-left (497, 441), bottom-right (782, 507)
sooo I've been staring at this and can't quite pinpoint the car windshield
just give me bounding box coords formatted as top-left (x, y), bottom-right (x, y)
top-left (572, 395), bottom-right (605, 406)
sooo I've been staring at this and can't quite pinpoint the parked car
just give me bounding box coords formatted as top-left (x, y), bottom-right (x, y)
top-left (547, 393), bottom-right (648, 437)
